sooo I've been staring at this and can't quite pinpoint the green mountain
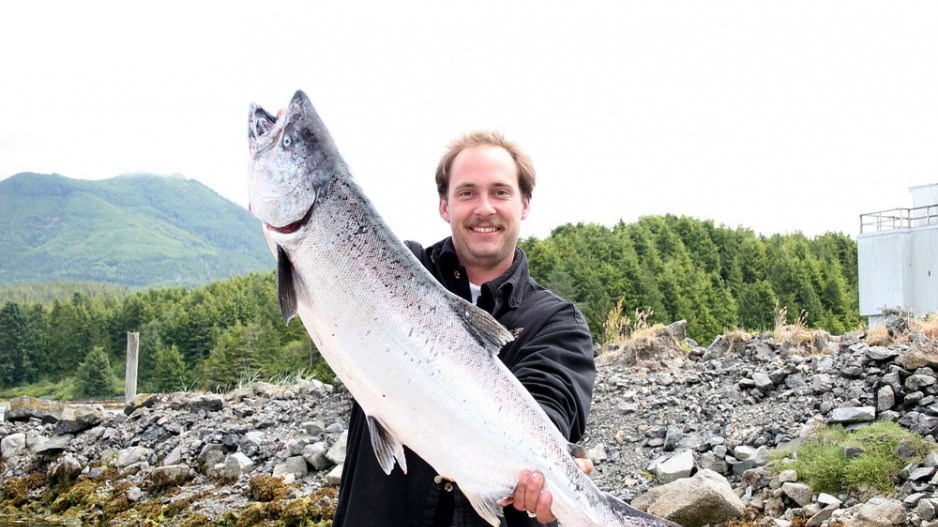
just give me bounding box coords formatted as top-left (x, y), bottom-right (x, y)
top-left (0, 172), bottom-right (273, 288)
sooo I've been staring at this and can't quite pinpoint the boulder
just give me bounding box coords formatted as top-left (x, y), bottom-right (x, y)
top-left (633, 469), bottom-right (745, 527)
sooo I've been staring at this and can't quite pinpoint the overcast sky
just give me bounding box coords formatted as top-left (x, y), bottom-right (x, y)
top-left (2, 1), bottom-right (936, 246)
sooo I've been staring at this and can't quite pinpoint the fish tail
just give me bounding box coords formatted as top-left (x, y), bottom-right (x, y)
top-left (603, 491), bottom-right (681, 527)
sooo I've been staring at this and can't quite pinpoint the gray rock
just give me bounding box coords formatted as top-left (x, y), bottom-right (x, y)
top-left (150, 464), bottom-right (194, 488)
top-left (115, 446), bottom-right (152, 469)
top-left (6, 396), bottom-right (64, 423)
top-left (908, 466), bottom-right (936, 481)
top-left (805, 504), bottom-right (838, 527)
top-left (187, 393), bottom-right (225, 413)
top-left (654, 450), bottom-right (694, 484)
top-left (32, 434), bottom-right (73, 455)
top-left (698, 452), bottom-right (728, 475)
top-left (916, 498), bottom-right (936, 521)
top-left (54, 405), bottom-right (106, 435)
top-left (47, 454), bottom-right (83, 483)
top-left (664, 425), bottom-right (683, 451)
top-left (273, 455), bottom-right (308, 478)
top-left (324, 464), bottom-right (343, 485)
top-left (752, 372), bottom-right (774, 391)
top-left (830, 406), bottom-right (875, 424)
top-left (126, 486), bottom-right (144, 502)
top-left (867, 346), bottom-right (901, 362)
top-left (1, 432), bottom-right (26, 458)
top-left (906, 374), bottom-right (937, 392)
top-left (854, 497), bottom-right (907, 527)
top-left (301, 421), bottom-right (325, 436)
top-left (780, 482), bottom-right (812, 507)
top-left (326, 430), bottom-right (348, 465)
top-left (199, 443), bottom-right (226, 471)
top-left (588, 444), bottom-right (608, 464)
top-left (227, 452), bottom-right (254, 474)
top-left (877, 385), bottom-right (896, 412)
top-left (633, 469), bottom-right (745, 527)
top-left (303, 442), bottom-right (333, 470)
top-left (163, 445), bottom-right (184, 466)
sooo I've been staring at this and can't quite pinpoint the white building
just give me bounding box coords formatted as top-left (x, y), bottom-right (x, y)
top-left (858, 183), bottom-right (938, 327)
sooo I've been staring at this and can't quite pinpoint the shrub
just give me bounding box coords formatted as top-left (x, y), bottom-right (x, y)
top-left (775, 421), bottom-right (934, 495)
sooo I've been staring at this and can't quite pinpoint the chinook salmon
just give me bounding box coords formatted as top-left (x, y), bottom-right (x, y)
top-left (246, 90), bottom-right (678, 527)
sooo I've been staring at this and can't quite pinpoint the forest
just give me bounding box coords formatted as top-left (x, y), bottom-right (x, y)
top-left (0, 215), bottom-right (860, 399)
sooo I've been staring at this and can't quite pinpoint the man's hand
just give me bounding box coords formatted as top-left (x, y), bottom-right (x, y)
top-left (499, 456), bottom-right (593, 523)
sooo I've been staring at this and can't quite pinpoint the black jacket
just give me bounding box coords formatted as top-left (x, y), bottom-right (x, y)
top-left (333, 238), bottom-right (596, 527)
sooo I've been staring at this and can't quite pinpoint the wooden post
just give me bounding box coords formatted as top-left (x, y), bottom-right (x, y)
top-left (125, 332), bottom-right (140, 402)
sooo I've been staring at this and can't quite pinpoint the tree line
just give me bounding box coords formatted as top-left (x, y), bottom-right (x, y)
top-left (0, 215), bottom-right (859, 397)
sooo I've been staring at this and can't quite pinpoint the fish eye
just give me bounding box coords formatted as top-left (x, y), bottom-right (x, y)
top-left (283, 136), bottom-right (292, 147)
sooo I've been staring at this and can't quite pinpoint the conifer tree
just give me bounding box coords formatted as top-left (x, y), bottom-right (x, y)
top-left (149, 344), bottom-right (189, 393)
top-left (74, 346), bottom-right (117, 397)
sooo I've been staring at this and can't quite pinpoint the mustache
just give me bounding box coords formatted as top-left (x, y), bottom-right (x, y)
top-left (465, 217), bottom-right (506, 230)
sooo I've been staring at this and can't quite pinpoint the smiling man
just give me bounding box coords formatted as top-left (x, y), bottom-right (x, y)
top-left (333, 131), bottom-right (596, 527)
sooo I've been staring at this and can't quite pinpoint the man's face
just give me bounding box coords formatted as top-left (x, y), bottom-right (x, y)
top-left (439, 144), bottom-right (530, 279)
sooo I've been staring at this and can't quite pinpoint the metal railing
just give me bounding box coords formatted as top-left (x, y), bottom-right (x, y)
top-left (860, 204), bottom-right (938, 233)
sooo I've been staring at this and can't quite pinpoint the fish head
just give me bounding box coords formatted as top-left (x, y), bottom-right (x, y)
top-left (247, 90), bottom-right (339, 238)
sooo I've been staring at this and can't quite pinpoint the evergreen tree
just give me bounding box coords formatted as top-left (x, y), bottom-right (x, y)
top-left (74, 346), bottom-right (117, 397)
top-left (0, 302), bottom-right (38, 387)
top-left (149, 344), bottom-right (189, 393)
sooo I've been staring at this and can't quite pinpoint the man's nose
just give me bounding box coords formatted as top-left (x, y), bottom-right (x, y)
top-left (475, 195), bottom-right (496, 216)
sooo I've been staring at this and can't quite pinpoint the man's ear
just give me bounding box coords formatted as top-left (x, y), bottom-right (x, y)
top-left (439, 198), bottom-right (451, 223)
top-left (521, 197), bottom-right (530, 220)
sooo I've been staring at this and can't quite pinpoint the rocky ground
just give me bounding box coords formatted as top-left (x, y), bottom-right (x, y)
top-left (2, 315), bottom-right (938, 526)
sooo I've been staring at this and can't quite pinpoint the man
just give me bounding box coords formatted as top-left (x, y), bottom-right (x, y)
top-left (333, 131), bottom-right (596, 526)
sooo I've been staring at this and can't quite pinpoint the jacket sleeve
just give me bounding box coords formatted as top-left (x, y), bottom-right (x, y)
top-left (501, 296), bottom-right (596, 442)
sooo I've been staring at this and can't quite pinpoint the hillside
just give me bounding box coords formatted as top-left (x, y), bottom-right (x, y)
top-left (0, 173), bottom-right (271, 288)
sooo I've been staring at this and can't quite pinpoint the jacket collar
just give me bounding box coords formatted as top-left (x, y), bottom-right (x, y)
top-left (429, 237), bottom-right (528, 317)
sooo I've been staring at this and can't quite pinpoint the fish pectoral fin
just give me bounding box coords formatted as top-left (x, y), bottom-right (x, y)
top-left (451, 297), bottom-right (514, 355)
top-left (366, 416), bottom-right (408, 475)
top-left (276, 245), bottom-right (298, 324)
top-left (460, 488), bottom-right (507, 527)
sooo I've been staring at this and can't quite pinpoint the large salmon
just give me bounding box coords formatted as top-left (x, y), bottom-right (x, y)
top-left (246, 90), bottom-right (678, 527)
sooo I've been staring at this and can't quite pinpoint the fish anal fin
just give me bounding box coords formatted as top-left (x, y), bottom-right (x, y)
top-left (450, 297), bottom-right (513, 355)
top-left (366, 416), bottom-right (408, 475)
top-left (276, 245), bottom-right (297, 324)
top-left (461, 487), bottom-right (507, 527)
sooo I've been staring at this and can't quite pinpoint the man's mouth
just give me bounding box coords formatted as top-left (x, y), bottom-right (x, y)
top-left (471, 226), bottom-right (500, 233)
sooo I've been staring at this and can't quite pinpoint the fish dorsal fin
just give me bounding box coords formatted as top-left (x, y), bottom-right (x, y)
top-left (460, 487), bottom-right (507, 527)
top-left (367, 416), bottom-right (408, 475)
top-left (276, 245), bottom-right (297, 324)
top-left (449, 296), bottom-right (514, 355)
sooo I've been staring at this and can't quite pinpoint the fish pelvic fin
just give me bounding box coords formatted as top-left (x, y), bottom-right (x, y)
top-left (366, 416), bottom-right (408, 475)
top-left (460, 488), bottom-right (506, 527)
top-left (276, 245), bottom-right (297, 324)
top-left (604, 491), bottom-right (681, 527)
top-left (451, 297), bottom-right (514, 355)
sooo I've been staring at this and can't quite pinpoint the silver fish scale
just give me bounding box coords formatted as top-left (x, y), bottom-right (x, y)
top-left (249, 90), bottom-right (678, 527)
top-left (283, 177), bottom-right (644, 526)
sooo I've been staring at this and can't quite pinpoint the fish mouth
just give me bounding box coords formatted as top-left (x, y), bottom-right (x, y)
top-left (266, 204), bottom-right (314, 234)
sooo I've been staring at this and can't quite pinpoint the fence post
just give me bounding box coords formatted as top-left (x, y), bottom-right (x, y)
top-left (125, 332), bottom-right (140, 402)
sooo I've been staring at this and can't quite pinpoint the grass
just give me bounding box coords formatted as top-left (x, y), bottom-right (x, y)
top-left (601, 301), bottom-right (659, 349)
top-left (0, 377), bottom-right (76, 400)
top-left (771, 421), bottom-right (934, 495)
